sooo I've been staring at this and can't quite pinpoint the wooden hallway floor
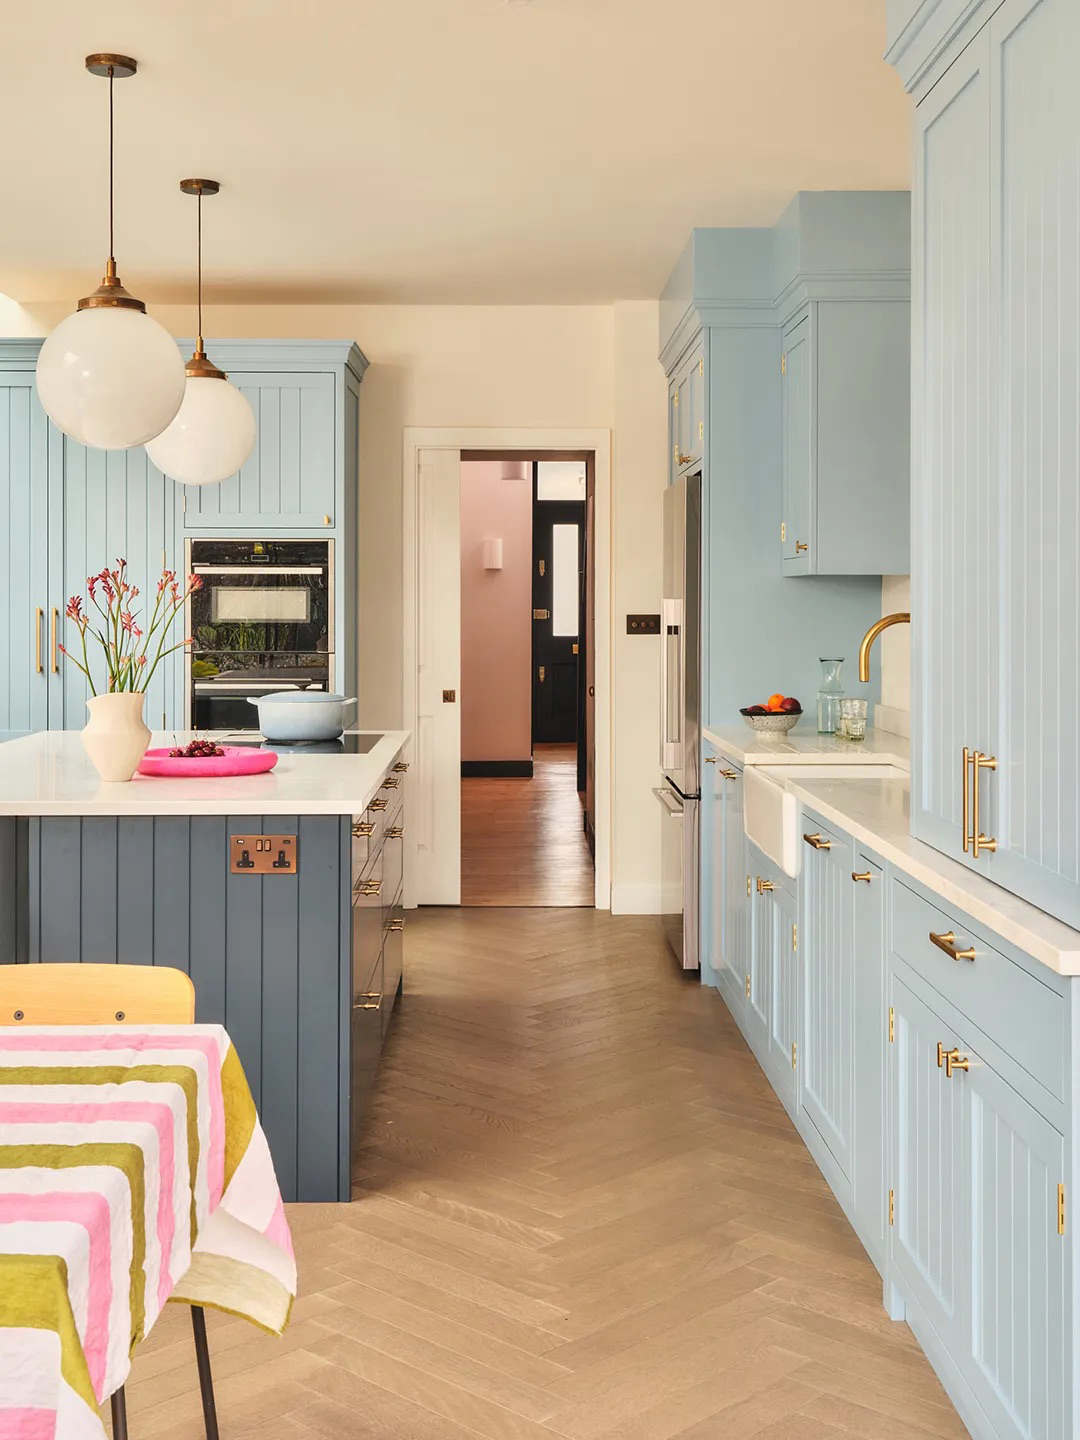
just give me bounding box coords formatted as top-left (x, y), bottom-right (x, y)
top-left (109, 908), bottom-right (967, 1440)
top-left (461, 743), bottom-right (594, 907)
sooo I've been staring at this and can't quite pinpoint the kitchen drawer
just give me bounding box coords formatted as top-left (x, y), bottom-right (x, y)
top-left (352, 853), bottom-right (384, 994)
top-left (382, 898), bottom-right (403, 1039)
top-left (351, 787), bottom-right (403, 881)
top-left (890, 878), bottom-right (1065, 1100)
top-left (382, 817), bottom-right (404, 912)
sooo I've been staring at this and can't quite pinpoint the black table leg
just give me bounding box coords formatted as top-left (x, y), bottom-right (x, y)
top-left (110, 1386), bottom-right (128, 1440)
top-left (191, 1305), bottom-right (220, 1440)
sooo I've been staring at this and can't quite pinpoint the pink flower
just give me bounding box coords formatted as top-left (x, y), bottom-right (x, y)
top-left (57, 643), bottom-right (67, 657)
top-left (120, 611), bottom-right (135, 634)
top-left (188, 574), bottom-right (204, 592)
top-left (137, 654), bottom-right (147, 667)
top-left (65, 596), bottom-right (83, 622)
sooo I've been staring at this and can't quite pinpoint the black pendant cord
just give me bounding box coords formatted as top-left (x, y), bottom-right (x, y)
top-left (107, 64), bottom-right (115, 264)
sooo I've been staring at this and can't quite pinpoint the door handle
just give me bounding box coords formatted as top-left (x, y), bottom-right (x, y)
top-left (795, 541), bottom-right (809, 554)
top-left (35, 608), bottom-right (43, 675)
top-left (962, 746), bottom-right (971, 854)
top-left (929, 930), bottom-right (976, 963)
top-left (942, 1046), bottom-right (970, 1079)
top-left (51, 608), bottom-right (60, 674)
top-left (971, 751), bottom-right (997, 857)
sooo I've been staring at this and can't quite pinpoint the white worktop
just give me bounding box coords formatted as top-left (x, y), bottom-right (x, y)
top-left (703, 723), bottom-right (911, 770)
top-left (786, 772), bottom-right (1080, 975)
top-left (0, 730), bottom-right (410, 817)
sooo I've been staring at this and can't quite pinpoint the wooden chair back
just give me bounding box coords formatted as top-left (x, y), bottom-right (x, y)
top-left (0, 964), bottom-right (195, 1026)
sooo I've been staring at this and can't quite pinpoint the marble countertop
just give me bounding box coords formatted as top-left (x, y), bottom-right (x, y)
top-left (787, 772), bottom-right (1080, 975)
top-left (0, 730), bottom-right (410, 817)
top-left (702, 723), bottom-right (910, 770)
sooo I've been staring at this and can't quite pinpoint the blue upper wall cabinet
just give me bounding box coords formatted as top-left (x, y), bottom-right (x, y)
top-left (660, 202), bottom-right (905, 727)
top-left (892, 0), bottom-right (1080, 929)
top-left (0, 339), bottom-right (366, 732)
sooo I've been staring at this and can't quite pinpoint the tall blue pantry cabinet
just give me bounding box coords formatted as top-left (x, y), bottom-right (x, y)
top-left (0, 339), bottom-right (365, 734)
top-left (890, 0), bottom-right (1080, 930)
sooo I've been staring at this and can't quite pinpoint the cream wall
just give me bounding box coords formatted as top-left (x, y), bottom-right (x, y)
top-left (7, 295), bottom-right (667, 909)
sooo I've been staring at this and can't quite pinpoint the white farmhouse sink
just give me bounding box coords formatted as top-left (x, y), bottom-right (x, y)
top-left (744, 764), bottom-right (907, 878)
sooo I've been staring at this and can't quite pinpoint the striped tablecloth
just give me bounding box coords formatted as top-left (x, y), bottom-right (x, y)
top-left (0, 1024), bottom-right (296, 1439)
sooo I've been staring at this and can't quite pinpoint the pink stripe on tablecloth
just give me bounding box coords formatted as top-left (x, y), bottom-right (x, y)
top-left (0, 1408), bottom-right (57, 1440)
top-left (0, 1193), bottom-right (111, 1397)
top-left (0, 1031), bottom-right (227, 1205)
top-left (263, 1197), bottom-right (293, 1259)
top-left (0, 1099), bottom-right (178, 1310)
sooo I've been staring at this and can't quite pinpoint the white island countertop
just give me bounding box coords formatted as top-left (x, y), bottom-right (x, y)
top-left (702, 724), bottom-right (910, 770)
top-left (787, 771), bottom-right (1080, 975)
top-left (0, 730), bottom-right (410, 817)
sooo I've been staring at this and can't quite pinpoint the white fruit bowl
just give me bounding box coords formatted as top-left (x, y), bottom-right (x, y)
top-left (740, 710), bottom-right (801, 736)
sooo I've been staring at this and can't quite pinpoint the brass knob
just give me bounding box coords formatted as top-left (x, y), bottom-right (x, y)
top-left (323, 515), bottom-right (332, 526)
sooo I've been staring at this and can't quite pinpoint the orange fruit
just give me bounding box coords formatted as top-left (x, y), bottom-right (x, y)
top-left (767, 693), bottom-right (786, 712)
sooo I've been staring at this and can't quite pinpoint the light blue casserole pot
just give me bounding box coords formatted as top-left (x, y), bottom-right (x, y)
top-left (247, 691), bottom-right (357, 743)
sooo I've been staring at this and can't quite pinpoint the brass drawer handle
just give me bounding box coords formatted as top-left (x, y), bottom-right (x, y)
top-left (393, 761), bottom-right (409, 773)
top-left (382, 777), bottom-right (400, 789)
top-left (51, 608), bottom-right (59, 673)
top-left (803, 833), bottom-right (832, 851)
top-left (35, 608), bottom-right (44, 675)
top-left (942, 1046), bottom-right (970, 1079)
top-left (756, 877), bottom-right (774, 894)
top-left (352, 822), bottom-right (376, 837)
top-left (389, 919), bottom-right (404, 932)
top-left (355, 993), bottom-right (382, 1011)
top-left (929, 930), bottom-right (976, 963)
top-left (676, 450), bottom-right (695, 466)
top-left (705, 755), bottom-right (716, 764)
top-left (356, 880), bottom-right (383, 897)
top-left (720, 768), bottom-right (737, 780)
top-left (851, 871), bottom-right (872, 884)
top-left (370, 798), bottom-right (389, 811)
top-left (972, 751), bottom-right (997, 857)
top-left (795, 541), bottom-right (809, 554)
top-left (387, 826), bottom-right (403, 839)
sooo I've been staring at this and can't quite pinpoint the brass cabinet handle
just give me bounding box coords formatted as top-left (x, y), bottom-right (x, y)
top-left (943, 1047), bottom-right (970, 1079)
top-left (972, 751), bottom-right (998, 857)
top-left (756, 877), bottom-right (774, 894)
top-left (720, 768), bottom-right (737, 780)
top-left (387, 826), bottom-right (403, 839)
top-left (795, 541), bottom-right (809, 554)
top-left (929, 930), bottom-right (976, 963)
top-left (382, 777), bottom-right (400, 790)
top-left (705, 755), bottom-right (717, 764)
top-left (50, 608), bottom-right (59, 673)
top-left (851, 871), bottom-right (872, 884)
top-left (389, 919), bottom-right (404, 932)
top-left (370, 798), bottom-right (389, 811)
top-left (962, 747), bottom-right (972, 854)
top-left (676, 451), bottom-right (695, 465)
top-left (356, 880), bottom-right (383, 897)
top-left (393, 761), bottom-right (409, 773)
top-left (35, 608), bottom-right (44, 674)
top-left (352, 821), bottom-right (375, 837)
top-left (355, 993), bottom-right (382, 1011)
top-left (937, 1040), bottom-right (946, 1069)
top-left (803, 833), bottom-right (832, 851)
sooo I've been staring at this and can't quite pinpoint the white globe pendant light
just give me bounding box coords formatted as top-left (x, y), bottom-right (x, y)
top-left (146, 179), bottom-right (255, 486)
top-left (36, 55), bottom-right (185, 450)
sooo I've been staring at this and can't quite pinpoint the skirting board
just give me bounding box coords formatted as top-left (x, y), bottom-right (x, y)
top-left (461, 760), bottom-right (534, 778)
top-left (610, 882), bottom-right (663, 915)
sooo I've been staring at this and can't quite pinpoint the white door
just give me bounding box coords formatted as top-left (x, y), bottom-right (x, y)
top-left (411, 448), bottom-right (461, 904)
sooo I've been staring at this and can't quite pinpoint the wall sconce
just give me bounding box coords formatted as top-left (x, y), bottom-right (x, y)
top-left (482, 538), bottom-right (503, 570)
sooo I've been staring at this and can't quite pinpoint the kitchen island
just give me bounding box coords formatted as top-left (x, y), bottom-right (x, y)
top-left (0, 729), bottom-right (410, 1202)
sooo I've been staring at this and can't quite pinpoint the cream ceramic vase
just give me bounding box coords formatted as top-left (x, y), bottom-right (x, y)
top-left (81, 692), bottom-right (151, 783)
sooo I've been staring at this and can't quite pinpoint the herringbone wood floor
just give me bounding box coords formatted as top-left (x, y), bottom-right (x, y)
top-left (108, 908), bottom-right (968, 1439)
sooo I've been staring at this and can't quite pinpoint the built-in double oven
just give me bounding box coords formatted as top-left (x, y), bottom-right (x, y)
top-left (185, 538), bottom-right (334, 731)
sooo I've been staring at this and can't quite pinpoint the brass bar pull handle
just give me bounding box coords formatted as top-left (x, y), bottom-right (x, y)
top-left (389, 919), bottom-right (405, 932)
top-left (803, 833), bottom-right (832, 851)
top-left (972, 752), bottom-right (998, 857)
top-left (387, 826), bottom-right (404, 839)
top-left (382, 777), bottom-right (400, 789)
top-left (355, 994), bottom-right (382, 1011)
top-left (795, 541), bottom-right (809, 554)
top-left (35, 608), bottom-right (44, 675)
top-left (676, 450), bottom-right (694, 466)
top-left (720, 768), bottom-right (737, 780)
top-left (937, 1040), bottom-right (946, 1069)
top-left (360, 881), bottom-right (383, 897)
top-left (962, 746), bottom-right (971, 853)
top-left (51, 608), bottom-right (59, 673)
top-left (944, 1048), bottom-right (970, 1079)
top-left (851, 871), bottom-right (872, 884)
top-left (370, 798), bottom-right (389, 811)
top-left (393, 761), bottom-right (409, 773)
top-left (352, 822), bottom-right (376, 837)
top-left (756, 877), bottom-right (774, 893)
top-left (929, 930), bottom-right (977, 963)
top-left (705, 755), bottom-right (717, 764)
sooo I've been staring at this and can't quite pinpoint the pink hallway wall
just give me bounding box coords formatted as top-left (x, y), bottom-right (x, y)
top-left (460, 461), bottom-right (533, 762)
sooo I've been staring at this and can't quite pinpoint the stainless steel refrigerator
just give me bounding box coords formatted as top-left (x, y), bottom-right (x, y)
top-left (656, 472), bottom-right (701, 969)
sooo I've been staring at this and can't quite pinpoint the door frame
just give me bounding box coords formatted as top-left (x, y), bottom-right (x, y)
top-left (403, 427), bottom-right (611, 910)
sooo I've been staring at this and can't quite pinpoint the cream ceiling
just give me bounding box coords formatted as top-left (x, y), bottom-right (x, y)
top-left (2, 1), bottom-right (911, 305)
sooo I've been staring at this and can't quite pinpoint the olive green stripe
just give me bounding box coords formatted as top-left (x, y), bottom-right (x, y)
top-left (0, 1253), bottom-right (97, 1410)
top-left (0, 1142), bottom-right (147, 1344)
top-left (220, 1044), bottom-right (257, 1190)
top-left (0, 1063), bottom-right (201, 1241)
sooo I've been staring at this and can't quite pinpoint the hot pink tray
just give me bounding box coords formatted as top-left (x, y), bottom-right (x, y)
top-left (137, 747), bottom-right (279, 779)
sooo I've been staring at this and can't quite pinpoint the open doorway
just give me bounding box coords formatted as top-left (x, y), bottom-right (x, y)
top-left (458, 452), bottom-right (595, 907)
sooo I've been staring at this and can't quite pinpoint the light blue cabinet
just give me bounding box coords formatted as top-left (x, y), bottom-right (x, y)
top-left (745, 847), bottom-right (772, 1061)
top-left (851, 849), bottom-right (886, 1269)
top-left (706, 752), bottom-right (747, 1014)
top-left (780, 313), bottom-right (810, 568)
top-left (799, 817), bottom-right (854, 1182)
top-left (0, 375), bottom-right (50, 734)
top-left (669, 340), bottom-right (704, 481)
top-left (903, 0), bottom-right (1080, 930)
top-left (181, 371), bottom-right (338, 531)
top-left (746, 842), bottom-right (797, 1108)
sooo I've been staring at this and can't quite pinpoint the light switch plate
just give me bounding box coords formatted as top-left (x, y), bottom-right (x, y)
top-left (230, 835), bottom-right (298, 875)
top-left (626, 614), bottom-right (661, 635)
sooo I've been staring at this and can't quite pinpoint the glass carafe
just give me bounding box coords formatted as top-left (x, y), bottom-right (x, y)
top-left (817, 657), bottom-right (845, 735)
